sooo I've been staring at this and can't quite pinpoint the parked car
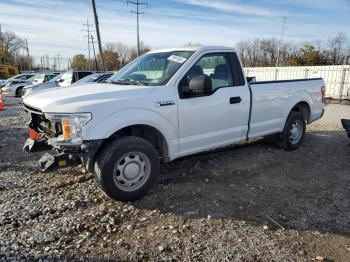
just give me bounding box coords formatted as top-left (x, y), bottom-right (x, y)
top-left (23, 70), bottom-right (94, 96)
top-left (71, 72), bottom-right (113, 86)
top-left (32, 72), bottom-right (60, 85)
top-left (7, 73), bottom-right (36, 82)
top-left (57, 70), bottom-right (94, 87)
top-left (23, 73), bottom-right (63, 97)
top-left (1, 74), bottom-right (37, 97)
top-left (23, 46), bottom-right (325, 201)
top-left (0, 79), bottom-right (7, 88)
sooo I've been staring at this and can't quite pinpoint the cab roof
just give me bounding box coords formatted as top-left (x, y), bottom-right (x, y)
top-left (147, 46), bottom-right (237, 54)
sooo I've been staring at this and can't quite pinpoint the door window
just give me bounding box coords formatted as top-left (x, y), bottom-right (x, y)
top-left (179, 53), bottom-right (233, 96)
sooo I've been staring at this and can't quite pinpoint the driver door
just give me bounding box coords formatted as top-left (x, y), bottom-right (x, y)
top-left (176, 52), bottom-right (250, 156)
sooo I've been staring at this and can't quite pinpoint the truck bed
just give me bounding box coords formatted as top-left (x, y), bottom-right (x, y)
top-left (247, 77), bottom-right (325, 139)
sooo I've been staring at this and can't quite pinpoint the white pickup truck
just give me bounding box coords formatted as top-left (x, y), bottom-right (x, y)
top-left (23, 46), bottom-right (325, 201)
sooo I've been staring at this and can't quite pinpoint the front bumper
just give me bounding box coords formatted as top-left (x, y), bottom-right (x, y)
top-left (65, 139), bottom-right (104, 173)
top-left (23, 137), bottom-right (104, 172)
top-left (1, 88), bottom-right (15, 96)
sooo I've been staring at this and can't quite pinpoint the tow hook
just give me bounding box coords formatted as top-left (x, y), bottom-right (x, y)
top-left (38, 152), bottom-right (78, 172)
top-left (23, 138), bottom-right (52, 153)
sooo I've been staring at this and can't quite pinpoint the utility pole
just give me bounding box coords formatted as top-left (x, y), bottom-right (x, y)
top-left (90, 35), bottom-right (98, 71)
top-left (82, 19), bottom-right (93, 70)
top-left (56, 52), bottom-right (61, 71)
top-left (25, 39), bottom-right (31, 71)
top-left (46, 55), bottom-right (50, 69)
top-left (68, 58), bottom-right (72, 70)
top-left (276, 16), bottom-right (287, 67)
top-left (127, 0), bottom-right (148, 57)
top-left (91, 0), bottom-right (106, 71)
top-left (53, 57), bottom-right (56, 71)
top-left (0, 24), bottom-right (3, 63)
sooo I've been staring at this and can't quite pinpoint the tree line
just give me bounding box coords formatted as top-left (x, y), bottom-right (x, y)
top-left (1, 28), bottom-right (349, 73)
top-left (236, 32), bottom-right (350, 67)
top-left (71, 41), bottom-right (150, 71)
top-left (0, 30), bottom-right (34, 71)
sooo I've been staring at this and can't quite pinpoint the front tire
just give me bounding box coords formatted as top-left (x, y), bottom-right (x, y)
top-left (94, 136), bottom-right (160, 202)
top-left (16, 86), bottom-right (24, 97)
top-left (277, 111), bottom-right (306, 151)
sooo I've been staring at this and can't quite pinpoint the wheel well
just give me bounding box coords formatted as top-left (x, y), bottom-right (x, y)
top-left (103, 125), bottom-right (169, 162)
top-left (291, 102), bottom-right (311, 123)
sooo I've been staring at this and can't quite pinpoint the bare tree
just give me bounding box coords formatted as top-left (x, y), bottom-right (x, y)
top-left (0, 31), bottom-right (25, 64)
top-left (114, 42), bottom-right (132, 66)
top-left (183, 42), bottom-right (202, 47)
top-left (327, 32), bottom-right (347, 65)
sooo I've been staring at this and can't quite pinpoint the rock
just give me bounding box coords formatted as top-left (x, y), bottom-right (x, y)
top-left (158, 245), bottom-right (166, 252)
top-left (263, 225), bottom-right (269, 230)
top-left (315, 256), bottom-right (324, 261)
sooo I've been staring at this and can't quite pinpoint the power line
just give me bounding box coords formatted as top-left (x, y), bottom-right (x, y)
top-left (276, 16), bottom-right (287, 67)
top-left (127, 0), bottom-right (148, 57)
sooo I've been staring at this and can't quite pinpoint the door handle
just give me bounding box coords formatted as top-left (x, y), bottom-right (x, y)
top-left (230, 96), bottom-right (241, 104)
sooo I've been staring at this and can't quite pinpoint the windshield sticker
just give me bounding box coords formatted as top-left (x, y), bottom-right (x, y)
top-left (167, 55), bottom-right (187, 64)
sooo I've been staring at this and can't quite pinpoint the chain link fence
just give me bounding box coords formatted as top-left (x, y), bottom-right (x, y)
top-left (245, 65), bottom-right (350, 100)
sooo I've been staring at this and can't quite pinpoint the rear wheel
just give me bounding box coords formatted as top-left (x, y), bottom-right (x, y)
top-left (94, 136), bottom-right (160, 202)
top-left (277, 111), bottom-right (306, 150)
top-left (16, 86), bottom-right (24, 97)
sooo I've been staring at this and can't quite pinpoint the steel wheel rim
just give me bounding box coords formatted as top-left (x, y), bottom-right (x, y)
top-left (113, 152), bottom-right (151, 192)
top-left (289, 120), bottom-right (303, 144)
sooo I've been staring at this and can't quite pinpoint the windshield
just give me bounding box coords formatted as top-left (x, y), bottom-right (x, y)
top-left (33, 73), bottom-right (45, 81)
top-left (108, 51), bottom-right (195, 86)
top-left (74, 73), bottom-right (102, 85)
top-left (14, 74), bottom-right (35, 80)
top-left (26, 75), bottom-right (37, 82)
top-left (49, 73), bottom-right (63, 82)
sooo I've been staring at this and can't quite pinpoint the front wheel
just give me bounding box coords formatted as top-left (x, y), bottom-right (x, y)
top-left (93, 136), bottom-right (160, 202)
top-left (16, 86), bottom-right (24, 97)
top-left (277, 111), bottom-right (306, 151)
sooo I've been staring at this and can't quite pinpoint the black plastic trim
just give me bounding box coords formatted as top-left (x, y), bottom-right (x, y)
top-left (250, 78), bottom-right (323, 85)
top-left (246, 84), bottom-right (253, 140)
top-left (80, 139), bottom-right (104, 173)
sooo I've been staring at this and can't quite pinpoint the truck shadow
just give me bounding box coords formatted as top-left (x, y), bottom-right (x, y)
top-left (135, 131), bottom-right (350, 236)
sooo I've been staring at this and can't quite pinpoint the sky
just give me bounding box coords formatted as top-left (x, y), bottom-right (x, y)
top-left (0, 0), bottom-right (349, 67)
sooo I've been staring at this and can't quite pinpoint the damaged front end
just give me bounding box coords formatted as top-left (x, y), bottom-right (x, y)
top-left (23, 103), bottom-right (102, 172)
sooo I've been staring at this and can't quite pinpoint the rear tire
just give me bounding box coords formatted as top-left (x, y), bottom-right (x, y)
top-left (16, 86), bottom-right (24, 97)
top-left (94, 136), bottom-right (160, 202)
top-left (277, 111), bottom-right (306, 151)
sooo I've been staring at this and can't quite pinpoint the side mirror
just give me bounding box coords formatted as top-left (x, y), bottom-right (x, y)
top-left (188, 75), bottom-right (212, 96)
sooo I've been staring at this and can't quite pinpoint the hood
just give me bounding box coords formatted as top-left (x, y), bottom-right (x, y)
top-left (23, 83), bottom-right (155, 113)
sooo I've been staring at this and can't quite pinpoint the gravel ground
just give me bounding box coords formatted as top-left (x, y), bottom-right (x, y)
top-left (1, 97), bottom-right (350, 261)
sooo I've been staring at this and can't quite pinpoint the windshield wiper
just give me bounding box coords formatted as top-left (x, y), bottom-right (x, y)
top-left (110, 78), bottom-right (146, 86)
